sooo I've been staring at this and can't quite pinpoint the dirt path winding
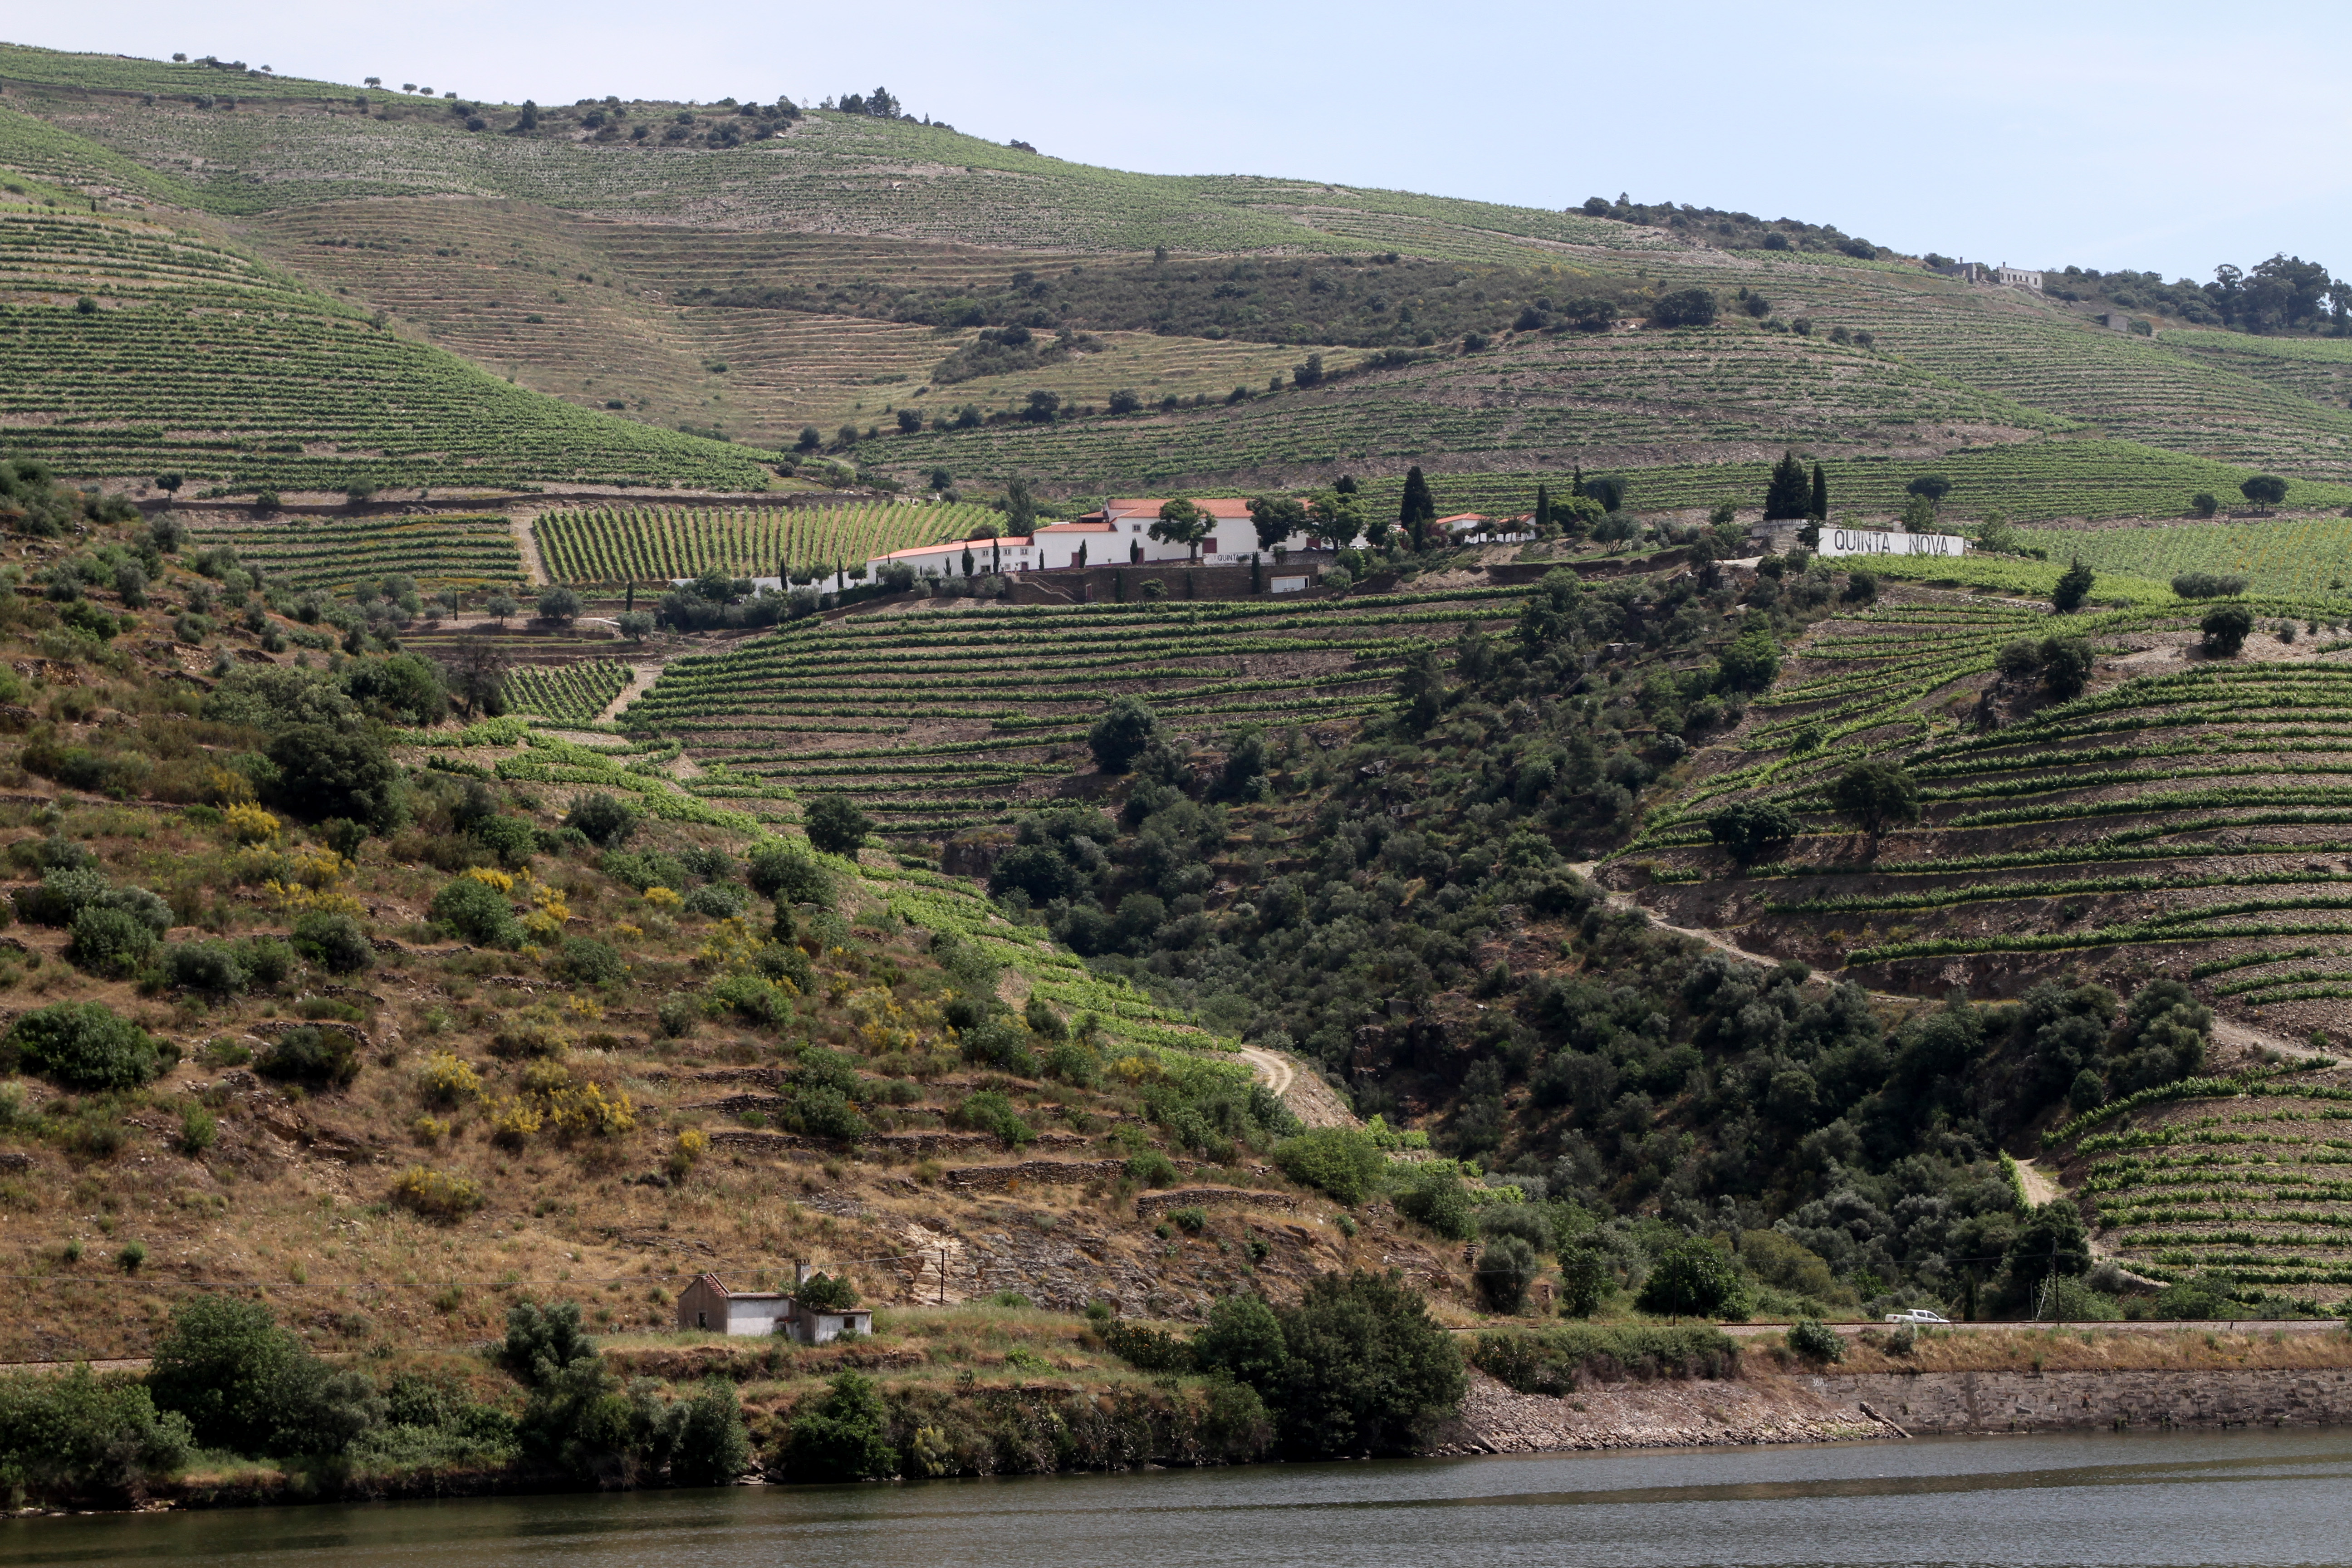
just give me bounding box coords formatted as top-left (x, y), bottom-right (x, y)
top-left (1568, 862), bottom-right (1790, 974)
top-left (1239, 1047), bottom-right (1359, 1128)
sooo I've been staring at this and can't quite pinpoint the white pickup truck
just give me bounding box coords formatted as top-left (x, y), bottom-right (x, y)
top-left (1884, 1309), bottom-right (1950, 1324)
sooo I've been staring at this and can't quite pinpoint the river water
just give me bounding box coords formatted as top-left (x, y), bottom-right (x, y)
top-left (8, 1430), bottom-right (2350, 1568)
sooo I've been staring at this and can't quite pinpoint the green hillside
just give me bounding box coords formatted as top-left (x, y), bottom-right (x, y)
top-left (1, 36), bottom-right (2351, 517)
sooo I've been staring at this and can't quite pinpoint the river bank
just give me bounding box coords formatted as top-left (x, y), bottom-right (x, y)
top-left (34, 1320), bottom-right (2338, 1517)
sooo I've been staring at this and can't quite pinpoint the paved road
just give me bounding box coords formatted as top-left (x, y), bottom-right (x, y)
top-left (1719, 1318), bottom-right (2344, 1338)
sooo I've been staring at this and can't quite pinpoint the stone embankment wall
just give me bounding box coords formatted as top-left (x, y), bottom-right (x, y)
top-left (1435, 1367), bottom-right (2352, 1456)
top-left (1803, 1368), bottom-right (2352, 1432)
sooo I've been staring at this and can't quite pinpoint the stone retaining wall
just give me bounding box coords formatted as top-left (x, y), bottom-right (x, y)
top-left (1135, 1186), bottom-right (1296, 1216)
top-left (945, 1159), bottom-right (1126, 1192)
top-left (1803, 1367), bottom-right (2352, 1432)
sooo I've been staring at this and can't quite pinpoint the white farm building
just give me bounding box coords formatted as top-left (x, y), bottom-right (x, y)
top-left (862, 497), bottom-right (1348, 581)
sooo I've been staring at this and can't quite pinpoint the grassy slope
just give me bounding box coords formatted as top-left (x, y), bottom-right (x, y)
top-left (5, 42), bottom-right (2349, 500)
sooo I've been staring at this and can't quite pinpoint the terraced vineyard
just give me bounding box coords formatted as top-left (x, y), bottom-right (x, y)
top-left (619, 584), bottom-right (1534, 836)
top-left (0, 211), bottom-right (770, 491)
top-left (881, 324), bottom-right (2061, 490)
top-left (181, 513), bottom-right (524, 593)
top-left (505, 660), bottom-right (633, 726)
top-left (1623, 585), bottom-right (2352, 1033)
top-left (2058, 1080), bottom-right (2352, 1303)
top-left (2014, 517), bottom-right (2352, 600)
top-left (1358, 441), bottom-right (2352, 527)
top-left (532, 502), bottom-right (985, 585)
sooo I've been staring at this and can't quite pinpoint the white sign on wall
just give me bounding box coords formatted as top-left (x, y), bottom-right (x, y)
top-left (1819, 528), bottom-right (1967, 558)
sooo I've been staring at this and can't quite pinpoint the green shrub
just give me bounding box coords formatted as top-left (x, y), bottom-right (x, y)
top-left (953, 1090), bottom-right (1034, 1147)
top-left (1169, 1206), bottom-right (1209, 1233)
top-left (1707, 800), bottom-right (1803, 865)
top-left (1272, 1126), bottom-right (1385, 1205)
top-left (661, 1377), bottom-right (750, 1486)
top-left (0, 1365), bottom-right (193, 1504)
top-left (1556, 1245), bottom-right (1613, 1318)
top-left (679, 881), bottom-right (746, 919)
top-left (959, 1017), bottom-right (1037, 1076)
top-left (1125, 1150), bottom-right (1180, 1187)
top-left (2201, 604), bottom-right (2254, 656)
top-left (255, 1025), bottom-right (361, 1088)
top-left (1635, 1238), bottom-right (1753, 1320)
top-left (563, 792), bottom-right (638, 847)
top-left (1786, 1318), bottom-right (1844, 1362)
top-left (147, 1295), bottom-right (380, 1458)
top-left (746, 842), bottom-right (834, 905)
top-left (466, 813), bottom-right (538, 867)
top-left (1474, 1235), bottom-right (1542, 1313)
top-left (1042, 1037), bottom-right (1101, 1087)
top-left (504, 1300), bottom-right (598, 1384)
top-left (1098, 1318), bottom-right (1196, 1373)
top-left (1393, 1166), bottom-right (1475, 1240)
top-left (788, 1371), bottom-right (896, 1481)
top-left (1088, 696), bottom-right (1158, 774)
top-left (1191, 1292), bottom-right (1288, 1387)
top-left (794, 1271), bottom-right (858, 1310)
top-left (1265, 1270), bottom-right (1465, 1458)
top-left (429, 876), bottom-right (518, 946)
top-left (160, 941), bottom-right (247, 996)
top-left (291, 911), bottom-right (375, 974)
top-left (705, 971), bottom-right (794, 1029)
top-left (804, 794), bottom-right (871, 856)
top-left (2, 1002), bottom-right (174, 1090)
top-left (266, 724), bottom-right (401, 830)
top-left (1470, 1323), bottom-right (1739, 1395)
top-left (65, 904), bottom-right (157, 977)
top-left (559, 937), bottom-right (625, 986)
top-left (176, 1104), bottom-right (217, 1156)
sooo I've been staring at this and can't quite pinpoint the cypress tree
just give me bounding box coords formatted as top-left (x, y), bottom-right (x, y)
top-left (1534, 484), bottom-right (1551, 532)
top-left (1808, 463), bottom-right (1828, 521)
top-left (1763, 450), bottom-right (1810, 520)
top-left (1399, 466), bottom-right (1436, 549)
top-left (625, 582), bottom-right (634, 612)
top-left (1571, 464), bottom-right (1585, 497)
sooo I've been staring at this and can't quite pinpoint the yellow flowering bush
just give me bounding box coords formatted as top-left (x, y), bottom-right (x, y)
top-left (220, 803), bottom-right (280, 844)
top-left (642, 885), bottom-right (682, 909)
top-left (416, 1051), bottom-right (484, 1105)
top-left (390, 1166), bottom-right (484, 1221)
top-left (463, 867), bottom-right (516, 894)
top-left (488, 1097), bottom-right (544, 1147)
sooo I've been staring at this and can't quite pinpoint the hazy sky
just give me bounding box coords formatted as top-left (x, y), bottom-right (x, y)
top-left (14, 0), bottom-right (2349, 282)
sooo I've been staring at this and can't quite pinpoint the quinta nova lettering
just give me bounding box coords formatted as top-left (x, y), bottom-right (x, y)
top-left (1821, 528), bottom-right (1967, 558)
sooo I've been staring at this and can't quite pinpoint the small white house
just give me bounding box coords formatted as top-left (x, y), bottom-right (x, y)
top-left (675, 1272), bottom-right (874, 1341)
top-left (676, 1273), bottom-right (790, 1336)
top-left (784, 1300), bottom-right (874, 1346)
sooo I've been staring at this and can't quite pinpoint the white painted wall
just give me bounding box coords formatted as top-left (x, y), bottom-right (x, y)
top-left (1818, 528), bottom-right (1968, 559)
